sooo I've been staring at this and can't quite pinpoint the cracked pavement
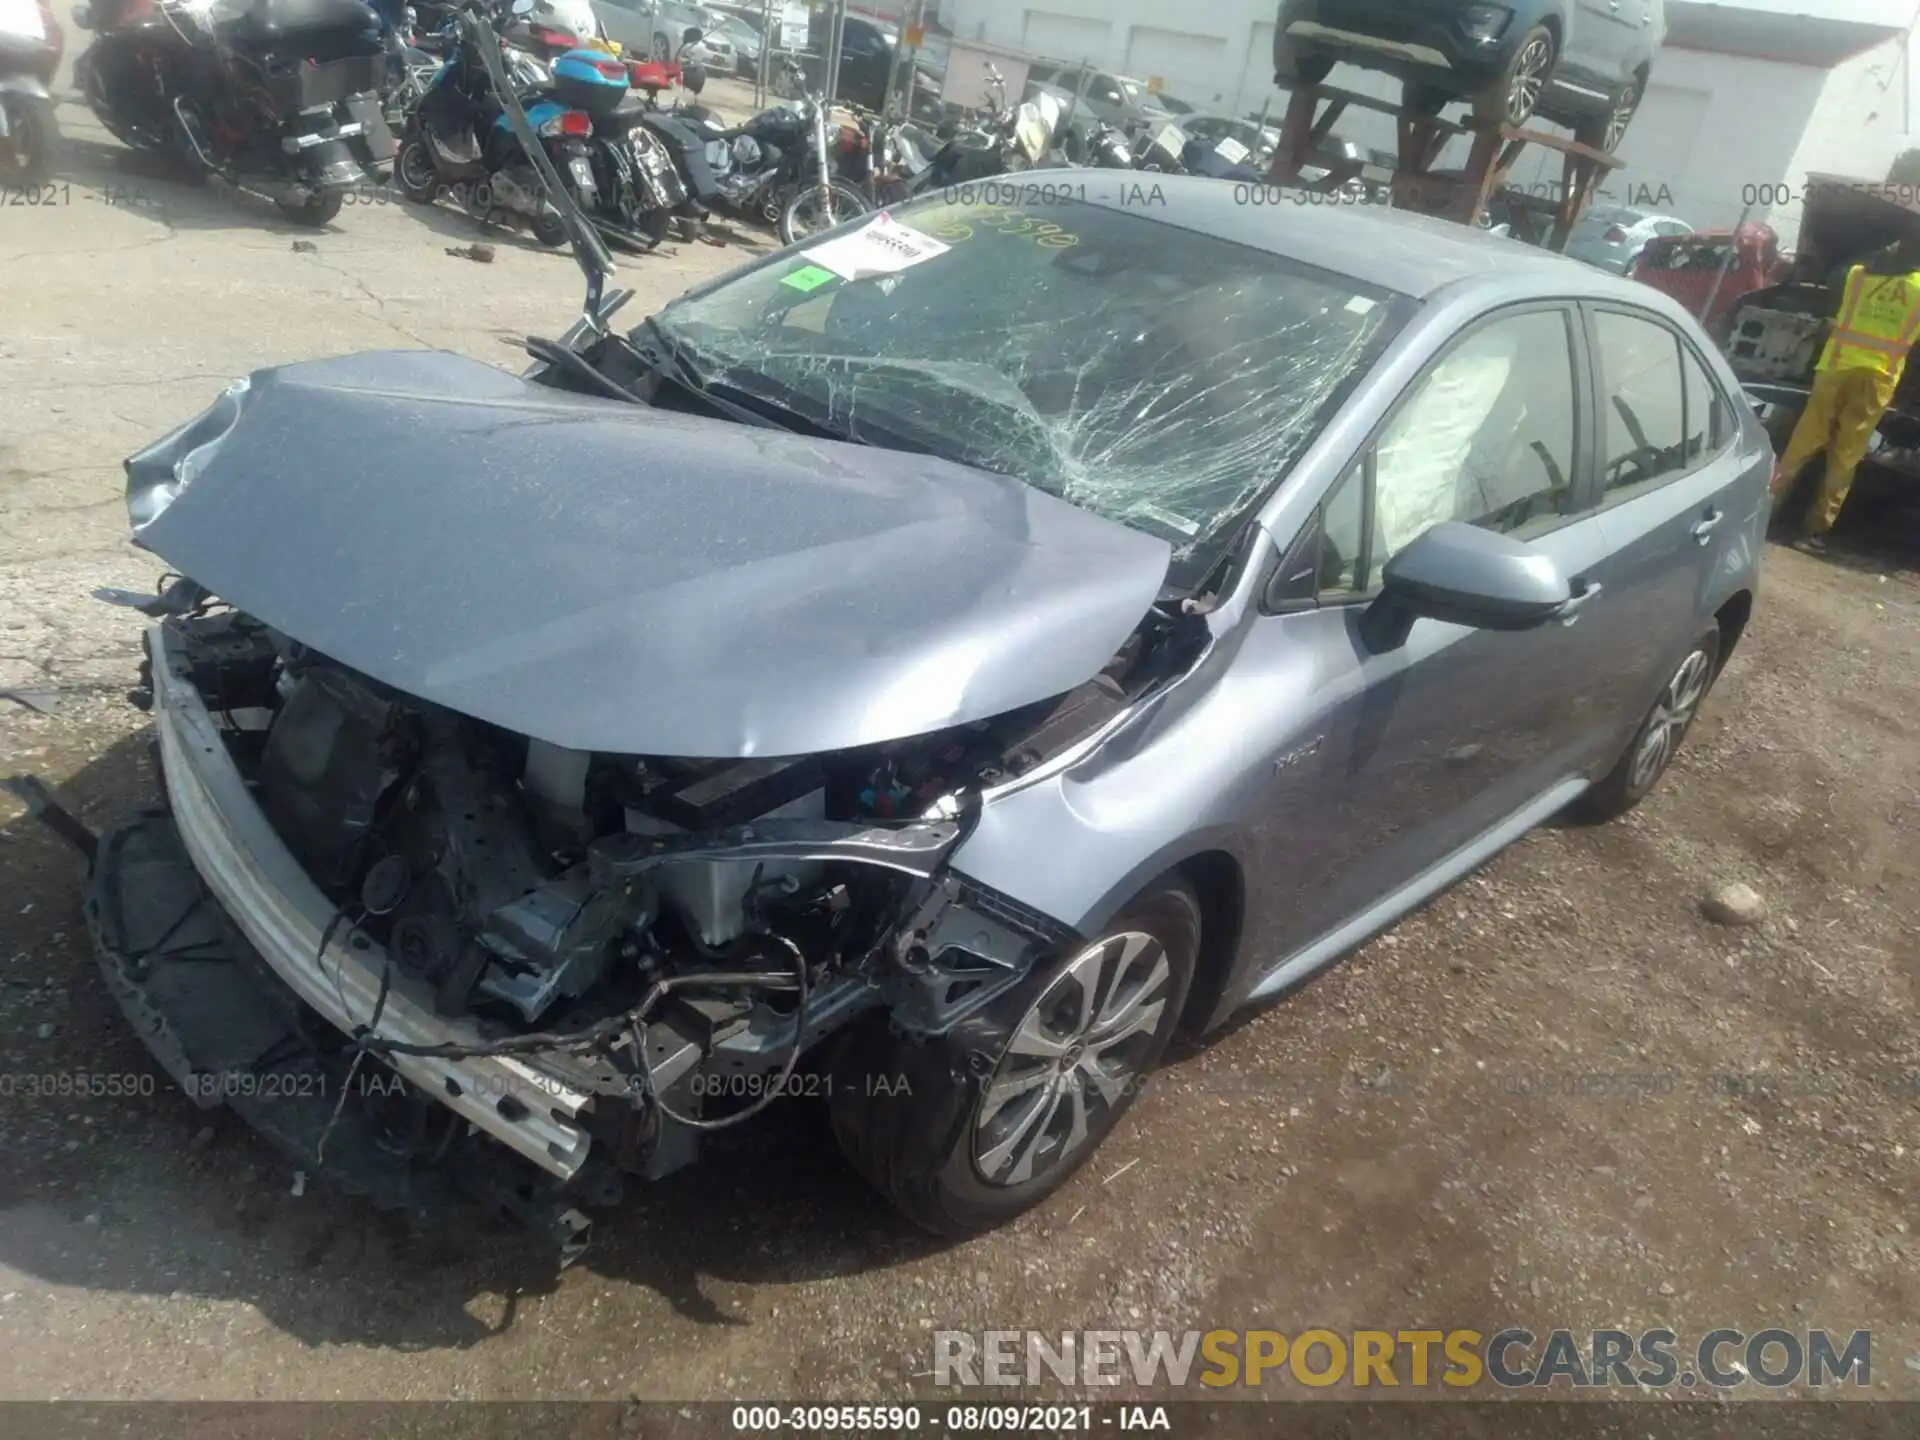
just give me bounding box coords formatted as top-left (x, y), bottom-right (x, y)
top-left (4, 6), bottom-right (1920, 1410)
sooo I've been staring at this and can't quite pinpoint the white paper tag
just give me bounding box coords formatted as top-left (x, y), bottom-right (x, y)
top-left (1214, 137), bottom-right (1250, 165)
top-left (1345, 296), bottom-right (1377, 315)
top-left (0, 0), bottom-right (46, 42)
top-left (800, 212), bottom-right (951, 282)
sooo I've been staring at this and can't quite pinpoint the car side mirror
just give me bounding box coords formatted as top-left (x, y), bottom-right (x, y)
top-left (1359, 522), bottom-right (1572, 653)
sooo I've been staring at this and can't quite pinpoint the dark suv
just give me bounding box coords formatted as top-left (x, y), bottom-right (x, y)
top-left (1274, 0), bottom-right (1665, 151)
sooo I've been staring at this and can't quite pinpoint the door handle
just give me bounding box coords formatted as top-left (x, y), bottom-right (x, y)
top-left (1691, 508), bottom-right (1724, 544)
top-left (1557, 580), bottom-right (1603, 625)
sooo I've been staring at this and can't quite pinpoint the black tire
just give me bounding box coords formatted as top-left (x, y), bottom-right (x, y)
top-left (1575, 76), bottom-right (1641, 153)
top-left (277, 187), bottom-right (344, 226)
top-left (394, 137), bottom-right (441, 203)
top-left (1581, 625), bottom-right (1722, 821)
top-left (1473, 23), bottom-right (1556, 128)
top-left (829, 875), bottom-right (1201, 1236)
top-left (0, 93), bottom-right (57, 185)
top-left (1403, 81), bottom-right (1450, 117)
top-left (639, 207), bottom-right (673, 248)
top-left (532, 209), bottom-right (569, 247)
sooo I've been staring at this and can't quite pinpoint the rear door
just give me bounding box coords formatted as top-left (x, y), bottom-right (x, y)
top-left (1578, 305), bottom-right (1754, 750)
top-left (1565, 0), bottom-right (1635, 90)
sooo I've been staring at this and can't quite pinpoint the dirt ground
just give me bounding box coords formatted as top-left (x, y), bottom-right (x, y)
top-left (3, 28), bottom-right (1920, 1407)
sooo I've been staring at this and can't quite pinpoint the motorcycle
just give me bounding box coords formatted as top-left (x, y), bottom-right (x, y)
top-left (0, 0), bottom-right (61, 183)
top-left (905, 77), bottom-right (1061, 194)
top-left (396, 2), bottom-right (682, 250)
top-left (833, 107), bottom-right (930, 207)
top-left (775, 90), bottom-right (869, 244)
top-left (1058, 113), bottom-right (1132, 170)
top-left (393, 0), bottom-right (567, 240)
top-left (640, 90), bottom-right (819, 234)
top-left (73, 0), bottom-right (398, 225)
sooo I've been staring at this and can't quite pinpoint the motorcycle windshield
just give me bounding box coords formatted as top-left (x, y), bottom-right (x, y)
top-left (1011, 100), bottom-right (1054, 164)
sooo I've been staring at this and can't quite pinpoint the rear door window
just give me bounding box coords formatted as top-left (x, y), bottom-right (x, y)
top-left (1593, 309), bottom-right (1723, 497)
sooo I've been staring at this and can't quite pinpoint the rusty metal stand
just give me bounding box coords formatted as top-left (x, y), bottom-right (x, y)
top-left (1264, 83), bottom-right (1624, 252)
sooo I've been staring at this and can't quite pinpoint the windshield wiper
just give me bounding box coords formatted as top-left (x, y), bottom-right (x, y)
top-left (633, 318), bottom-right (854, 441)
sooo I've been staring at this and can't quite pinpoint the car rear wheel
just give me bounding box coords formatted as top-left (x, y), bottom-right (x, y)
top-left (1474, 24), bottom-right (1556, 129)
top-left (1403, 81), bottom-right (1450, 117)
top-left (829, 876), bottom-right (1200, 1235)
top-left (1576, 78), bottom-right (1640, 153)
top-left (1582, 625), bottom-right (1721, 820)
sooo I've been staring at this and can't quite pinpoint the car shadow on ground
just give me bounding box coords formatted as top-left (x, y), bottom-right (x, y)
top-left (0, 734), bottom-right (962, 1352)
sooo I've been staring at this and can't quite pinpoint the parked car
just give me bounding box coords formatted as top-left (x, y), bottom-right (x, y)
top-left (85, 176), bottom-right (1766, 1251)
top-left (700, 9), bottom-right (761, 75)
top-left (1274, 0), bottom-right (1664, 150)
top-left (593, 0), bottom-right (733, 66)
top-left (1567, 205), bottom-right (1692, 274)
top-left (1632, 222), bottom-right (1786, 338)
top-left (1183, 114), bottom-right (1281, 168)
top-left (782, 12), bottom-right (939, 117)
top-left (1025, 61), bottom-right (1174, 130)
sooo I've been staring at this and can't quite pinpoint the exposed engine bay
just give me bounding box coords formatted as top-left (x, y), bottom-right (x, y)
top-left (126, 589), bottom-right (1193, 1234)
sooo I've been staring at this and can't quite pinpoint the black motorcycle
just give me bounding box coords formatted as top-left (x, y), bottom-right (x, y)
top-left (905, 80), bottom-right (1062, 195)
top-left (74, 0), bottom-right (398, 225)
top-left (640, 90), bottom-right (819, 232)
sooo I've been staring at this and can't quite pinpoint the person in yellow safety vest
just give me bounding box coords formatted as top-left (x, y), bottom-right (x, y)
top-left (1774, 236), bottom-right (1920, 555)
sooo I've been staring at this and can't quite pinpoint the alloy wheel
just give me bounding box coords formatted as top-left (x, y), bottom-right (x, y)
top-left (972, 931), bottom-right (1171, 1187)
top-left (1602, 83), bottom-right (1637, 151)
top-left (1505, 35), bottom-right (1553, 125)
top-left (1629, 647), bottom-right (1712, 792)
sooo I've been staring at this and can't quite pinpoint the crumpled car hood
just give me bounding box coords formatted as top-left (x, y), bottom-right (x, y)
top-left (126, 350), bottom-right (1171, 757)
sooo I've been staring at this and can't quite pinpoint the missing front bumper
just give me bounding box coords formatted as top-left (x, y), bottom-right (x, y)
top-left (142, 621), bottom-right (601, 1181)
top-left (84, 814), bottom-right (599, 1258)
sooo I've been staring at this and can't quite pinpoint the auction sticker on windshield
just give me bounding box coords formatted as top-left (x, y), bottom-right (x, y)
top-left (800, 213), bottom-right (951, 282)
top-left (780, 263), bottom-right (838, 293)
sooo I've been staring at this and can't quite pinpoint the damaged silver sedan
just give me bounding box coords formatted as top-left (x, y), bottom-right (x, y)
top-left (53, 174), bottom-right (1768, 1257)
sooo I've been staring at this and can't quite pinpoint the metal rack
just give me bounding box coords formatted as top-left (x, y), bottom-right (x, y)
top-left (1263, 82), bottom-right (1624, 252)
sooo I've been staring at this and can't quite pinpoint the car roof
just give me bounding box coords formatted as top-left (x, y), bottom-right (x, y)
top-left (1067, 172), bottom-right (1604, 299)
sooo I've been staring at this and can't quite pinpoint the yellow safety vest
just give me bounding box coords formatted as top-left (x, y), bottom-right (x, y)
top-left (1819, 263), bottom-right (1920, 377)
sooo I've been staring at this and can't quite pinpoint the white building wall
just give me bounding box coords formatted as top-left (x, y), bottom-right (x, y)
top-left (942, 0), bottom-right (1920, 247)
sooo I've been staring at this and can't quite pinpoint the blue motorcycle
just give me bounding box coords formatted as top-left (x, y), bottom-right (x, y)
top-left (394, 0), bottom-right (682, 248)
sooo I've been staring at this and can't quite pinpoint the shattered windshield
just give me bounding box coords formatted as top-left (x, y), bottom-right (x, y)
top-left (647, 194), bottom-right (1407, 587)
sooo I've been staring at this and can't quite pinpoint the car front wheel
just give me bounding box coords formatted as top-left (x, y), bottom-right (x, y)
top-left (1583, 625), bottom-right (1721, 820)
top-left (829, 876), bottom-right (1201, 1235)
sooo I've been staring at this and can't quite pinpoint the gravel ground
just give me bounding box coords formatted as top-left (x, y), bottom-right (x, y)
top-left (3, 26), bottom-right (1919, 1407)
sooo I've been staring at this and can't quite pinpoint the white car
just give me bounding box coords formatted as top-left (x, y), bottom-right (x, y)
top-left (1567, 206), bottom-right (1693, 276)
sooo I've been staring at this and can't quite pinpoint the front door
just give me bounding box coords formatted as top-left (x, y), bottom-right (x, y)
top-left (1241, 304), bottom-right (1621, 967)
